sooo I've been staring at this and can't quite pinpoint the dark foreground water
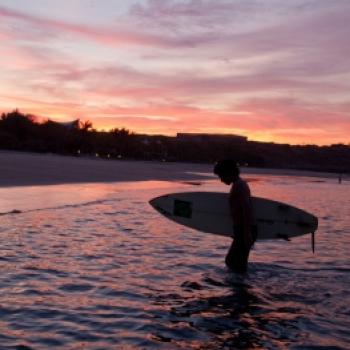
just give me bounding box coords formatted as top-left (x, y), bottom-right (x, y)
top-left (0, 174), bottom-right (349, 349)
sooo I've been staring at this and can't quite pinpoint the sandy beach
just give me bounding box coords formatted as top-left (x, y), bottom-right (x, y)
top-left (0, 151), bottom-right (343, 188)
top-left (0, 151), bottom-right (215, 187)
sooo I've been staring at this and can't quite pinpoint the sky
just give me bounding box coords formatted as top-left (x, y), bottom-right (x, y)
top-left (0, 0), bottom-right (349, 145)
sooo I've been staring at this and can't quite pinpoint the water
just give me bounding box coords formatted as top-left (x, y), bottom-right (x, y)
top-left (0, 174), bottom-right (349, 349)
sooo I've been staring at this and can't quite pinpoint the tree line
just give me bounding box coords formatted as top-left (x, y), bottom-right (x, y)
top-left (0, 109), bottom-right (349, 173)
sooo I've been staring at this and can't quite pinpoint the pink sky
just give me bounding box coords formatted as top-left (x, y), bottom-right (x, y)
top-left (0, 0), bottom-right (349, 145)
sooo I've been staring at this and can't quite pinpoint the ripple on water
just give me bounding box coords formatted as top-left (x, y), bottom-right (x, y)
top-left (0, 177), bottom-right (349, 349)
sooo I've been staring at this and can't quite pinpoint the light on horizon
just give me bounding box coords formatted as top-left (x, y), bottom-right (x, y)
top-left (0, 1), bottom-right (349, 146)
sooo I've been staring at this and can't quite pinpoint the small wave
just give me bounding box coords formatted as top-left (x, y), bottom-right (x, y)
top-left (0, 198), bottom-right (118, 216)
top-left (59, 283), bottom-right (95, 293)
top-left (0, 209), bottom-right (22, 216)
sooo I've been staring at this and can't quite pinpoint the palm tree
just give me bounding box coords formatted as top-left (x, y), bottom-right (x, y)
top-left (79, 120), bottom-right (93, 132)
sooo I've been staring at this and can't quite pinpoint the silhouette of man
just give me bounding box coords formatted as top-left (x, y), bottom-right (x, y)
top-left (214, 160), bottom-right (256, 273)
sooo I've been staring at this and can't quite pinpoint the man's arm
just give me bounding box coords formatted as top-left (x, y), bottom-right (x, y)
top-left (238, 183), bottom-right (254, 249)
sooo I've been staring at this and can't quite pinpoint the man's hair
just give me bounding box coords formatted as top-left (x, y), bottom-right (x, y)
top-left (213, 159), bottom-right (240, 176)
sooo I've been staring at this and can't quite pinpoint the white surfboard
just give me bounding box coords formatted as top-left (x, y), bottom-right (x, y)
top-left (149, 192), bottom-right (318, 243)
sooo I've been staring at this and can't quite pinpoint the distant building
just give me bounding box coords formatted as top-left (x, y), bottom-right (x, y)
top-left (48, 119), bottom-right (80, 129)
top-left (176, 133), bottom-right (247, 143)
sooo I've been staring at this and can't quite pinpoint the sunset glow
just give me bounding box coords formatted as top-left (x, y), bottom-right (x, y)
top-left (1, 0), bottom-right (349, 145)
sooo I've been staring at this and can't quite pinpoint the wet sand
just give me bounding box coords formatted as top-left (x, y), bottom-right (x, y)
top-left (0, 151), bottom-right (343, 187)
top-left (0, 151), bottom-right (213, 187)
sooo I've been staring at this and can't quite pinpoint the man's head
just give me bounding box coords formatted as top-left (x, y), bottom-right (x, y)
top-left (213, 159), bottom-right (240, 185)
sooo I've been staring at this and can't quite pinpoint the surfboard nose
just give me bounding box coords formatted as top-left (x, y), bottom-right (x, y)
top-left (149, 197), bottom-right (157, 208)
top-left (149, 195), bottom-right (167, 209)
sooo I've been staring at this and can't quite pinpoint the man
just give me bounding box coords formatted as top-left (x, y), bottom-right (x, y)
top-left (214, 159), bottom-right (257, 273)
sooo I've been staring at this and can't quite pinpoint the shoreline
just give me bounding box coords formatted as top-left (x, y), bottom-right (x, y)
top-left (0, 151), bottom-right (214, 188)
top-left (0, 150), bottom-right (345, 188)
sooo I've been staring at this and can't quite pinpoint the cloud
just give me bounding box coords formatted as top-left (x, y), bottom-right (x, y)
top-left (1, 1), bottom-right (349, 145)
top-left (129, 0), bottom-right (350, 77)
top-left (0, 5), bottom-right (215, 48)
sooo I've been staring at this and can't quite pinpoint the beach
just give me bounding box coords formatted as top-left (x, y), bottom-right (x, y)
top-left (0, 151), bottom-right (349, 349)
top-left (0, 151), bottom-right (343, 188)
top-left (0, 151), bottom-right (215, 187)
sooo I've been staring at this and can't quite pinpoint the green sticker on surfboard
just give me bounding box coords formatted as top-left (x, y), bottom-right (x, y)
top-left (174, 199), bottom-right (192, 218)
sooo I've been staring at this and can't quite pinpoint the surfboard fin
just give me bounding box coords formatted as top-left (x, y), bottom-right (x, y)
top-left (312, 231), bottom-right (315, 253)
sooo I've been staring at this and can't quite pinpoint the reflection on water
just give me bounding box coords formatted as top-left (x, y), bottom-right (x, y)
top-left (0, 174), bottom-right (349, 349)
top-left (0, 180), bottom-right (178, 213)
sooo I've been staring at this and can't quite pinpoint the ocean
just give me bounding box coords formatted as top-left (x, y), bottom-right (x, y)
top-left (0, 173), bottom-right (349, 349)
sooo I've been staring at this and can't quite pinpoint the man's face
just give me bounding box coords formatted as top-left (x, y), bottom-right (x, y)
top-left (218, 172), bottom-right (234, 185)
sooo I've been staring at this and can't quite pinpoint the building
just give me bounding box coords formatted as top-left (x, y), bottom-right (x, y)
top-left (48, 119), bottom-right (80, 129)
top-left (176, 133), bottom-right (247, 143)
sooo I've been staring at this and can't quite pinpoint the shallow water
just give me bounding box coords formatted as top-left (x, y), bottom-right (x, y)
top-left (0, 174), bottom-right (349, 349)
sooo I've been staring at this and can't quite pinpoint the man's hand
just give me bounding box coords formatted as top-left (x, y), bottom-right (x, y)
top-left (244, 231), bottom-right (254, 249)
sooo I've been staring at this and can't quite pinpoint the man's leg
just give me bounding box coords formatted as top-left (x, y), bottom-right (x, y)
top-left (225, 239), bottom-right (237, 270)
top-left (226, 237), bottom-right (250, 273)
top-left (226, 226), bottom-right (256, 273)
top-left (234, 226), bottom-right (257, 273)
top-left (236, 243), bottom-right (250, 273)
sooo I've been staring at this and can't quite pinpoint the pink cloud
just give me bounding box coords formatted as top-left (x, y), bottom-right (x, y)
top-left (1, 1), bottom-right (349, 145)
top-left (1, 90), bottom-right (348, 145)
top-left (23, 57), bottom-right (348, 104)
top-left (0, 31), bottom-right (11, 40)
top-left (0, 5), bottom-right (211, 48)
top-left (237, 98), bottom-right (350, 128)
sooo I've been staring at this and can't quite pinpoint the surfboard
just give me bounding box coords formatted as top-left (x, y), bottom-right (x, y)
top-left (149, 192), bottom-right (318, 243)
